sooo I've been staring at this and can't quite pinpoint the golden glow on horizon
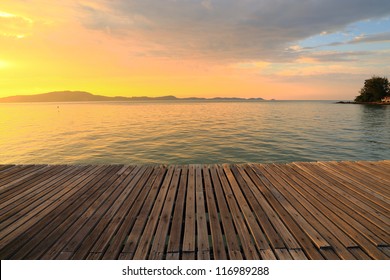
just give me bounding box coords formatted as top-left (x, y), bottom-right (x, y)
top-left (1, 1), bottom-right (389, 100)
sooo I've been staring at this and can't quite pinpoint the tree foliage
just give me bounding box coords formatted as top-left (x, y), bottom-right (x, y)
top-left (355, 76), bottom-right (390, 102)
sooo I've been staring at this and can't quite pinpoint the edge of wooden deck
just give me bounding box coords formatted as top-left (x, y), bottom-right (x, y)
top-left (0, 160), bottom-right (389, 260)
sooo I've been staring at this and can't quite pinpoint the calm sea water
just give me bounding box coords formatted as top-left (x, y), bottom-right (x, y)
top-left (0, 101), bottom-right (389, 164)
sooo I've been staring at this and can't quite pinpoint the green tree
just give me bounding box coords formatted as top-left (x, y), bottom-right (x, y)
top-left (355, 76), bottom-right (390, 102)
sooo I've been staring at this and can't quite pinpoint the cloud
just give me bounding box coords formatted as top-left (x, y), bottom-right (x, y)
top-left (324, 31), bottom-right (390, 47)
top-left (263, 49), bottom-right (390, 84)
top-left (351, 31), bottom-right (390, 43)
top-left (305, 51), bottom-right (372, 62)
top-left (0, 10), bottom-right (33, 38)
top-left (201, 0), bottom-right (214, 11)
top-left (77, 0), bottom-right (390, 62)
top-left (232, 60), bottom-right (270, 70)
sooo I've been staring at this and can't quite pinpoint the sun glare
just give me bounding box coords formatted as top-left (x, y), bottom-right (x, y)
top-left (0, 10), bottom-right (32, 22)
top-left (0, 60), bottom-right (9, 69)
top-left (0, 11), bottom-right (14, 18)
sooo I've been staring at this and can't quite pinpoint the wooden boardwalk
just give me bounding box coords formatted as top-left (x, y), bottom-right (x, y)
top-left (0, 161), bottom-right (389, 260)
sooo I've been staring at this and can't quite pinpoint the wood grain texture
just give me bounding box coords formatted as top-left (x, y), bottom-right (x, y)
top-left (0, 161), bottom-right (388, 260)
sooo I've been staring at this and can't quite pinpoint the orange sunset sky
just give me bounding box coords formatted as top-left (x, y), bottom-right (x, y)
top-left (1, 0), bottom-right (390, 100)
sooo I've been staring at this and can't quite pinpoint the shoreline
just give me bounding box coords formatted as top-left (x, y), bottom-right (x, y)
top-left (336, 101), bottom-right (390, 105)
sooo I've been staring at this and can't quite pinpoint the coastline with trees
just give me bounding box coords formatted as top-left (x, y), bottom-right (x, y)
top-left (338, 76), bottom-right (390, 105)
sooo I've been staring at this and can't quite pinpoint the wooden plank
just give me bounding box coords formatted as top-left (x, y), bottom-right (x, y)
top-left (274, 249), bottom-right (292, 260)
top-left (322, 162), bottom-right (390, 204)
top-left (56, 252), bottom-right (73, 260)
top-left (245, 164), bottom-right (325, 260)
top-left (304, 162), bottom-right (390, 217)
top-left (132, 166), bottom-right (175, 259)
top-left (0, 165), bottom-right (14, 173)
top-left (328, 162), bottom-right (390, 197)
top-left (379, 247), bottom-right (390, 258)
top-left (0, 165), bottom-right (49, 195)
top-left (202, 165), bottom-right (227, 260)
top-left (100, 166), bottom-right (163, 260)
top-left (0, 165), bottom-right (36, 185)
top-left (0, 161), bottom-right (388, 260)
top-left (0, 165), bottom-right (47, 186)
top-left (259, 249), bottom-right (276, 260)
top-left (165, 166), bottom-right (188, 259)
top-left (217, 165), bottom-right (260, 260)
top-left (347, 161), bottom-right (390, 196)
top-left (260, 164), bottom-right (357, 260)
top-left (0, 166), bottom-right (83, 226)
top-left (72, 165), bottom-right (151, 259)
top-left (284, 163), bottom-right (390, 246)
top-left (0, 165), bottom-right (102, 253)
top-left (26, 165), bottom-right (127, 259)
top-left (295, 162), bottom-right (389, 226)
top-left (0, 165), bottom-right (113, 259)
top-left (91, 166), bottom-right (155, 258)
top-left (289, 249), bottom-right (308, 260)
top-left (235, 165), bottom-right (300, 250)
top-left (0, 165), bottom-right (67, 209)
top-left (149, 166), bottom-right (181, 260)
top-left (291, 163), bottom-right (389, 259)
top-left (274, 163), bottom-right (368, 247)
top-left (182, 252), bottom-right (195, 260)
top-left (223, 165), bottom-right (276, 260)
top-left (354, 160), bottom-right (390, 180)
top-left (0, 164), bottom-right (24, 176)
top-left (86, 253), bottom-right (102, 260)
top-left (209, 165), bottom-right (242, 260)
top-left (289, 163), bottom-right (388, 251)
top-left (11, 165), bottom-right (122, 259)
top-left (233, 165), bottom-right (292, 249)
top-left (119, 167), bottom-right (167, 259)
top-left (0, 165), bottom-right (18, 179)
top-left (41, 166), bottom-right (137, 259)
top-left (291, 163), bottom-right (389, 236)
top-left (0, 166), bottom-right (76, 227)
top-left (379, 162), bottom-right (390, 173)
top-left (181, 164), bottom-right (196, 259)
top-left (165, 252), bottom-right (180, 260)
top-left (354, 161), bottom-right (390, 182)
top-left (1, 165), bottom-right (68, 199)
top-left (349, 248), bottom-right (372, 260)
top-left (319, 248), bottom-right (341, 260)
top-left (328, 162), bottom-right (390, 198)
top-left (255, 164), bottom-right (334, 249)
top-left (195, 165), bottom-right (210, 260)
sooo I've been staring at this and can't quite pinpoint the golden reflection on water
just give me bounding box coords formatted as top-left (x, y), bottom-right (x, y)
top-left (0, 101), bottom-right (389, 164)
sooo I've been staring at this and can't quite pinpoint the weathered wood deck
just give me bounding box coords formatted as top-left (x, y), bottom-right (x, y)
top-left (0, 161), bottom-right (389, 260)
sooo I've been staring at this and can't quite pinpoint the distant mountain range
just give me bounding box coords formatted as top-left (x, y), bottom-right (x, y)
top-left (0, 91), bottom-right (265, 103)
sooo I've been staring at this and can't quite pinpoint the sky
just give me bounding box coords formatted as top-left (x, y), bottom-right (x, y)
top-left (1, 0), bottom-right (390, 100)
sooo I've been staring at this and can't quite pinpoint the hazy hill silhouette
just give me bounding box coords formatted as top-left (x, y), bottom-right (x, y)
top-left (0, 91), bottom-right (121, 102)
top-left (0, 91), bottom-right (264, 103)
